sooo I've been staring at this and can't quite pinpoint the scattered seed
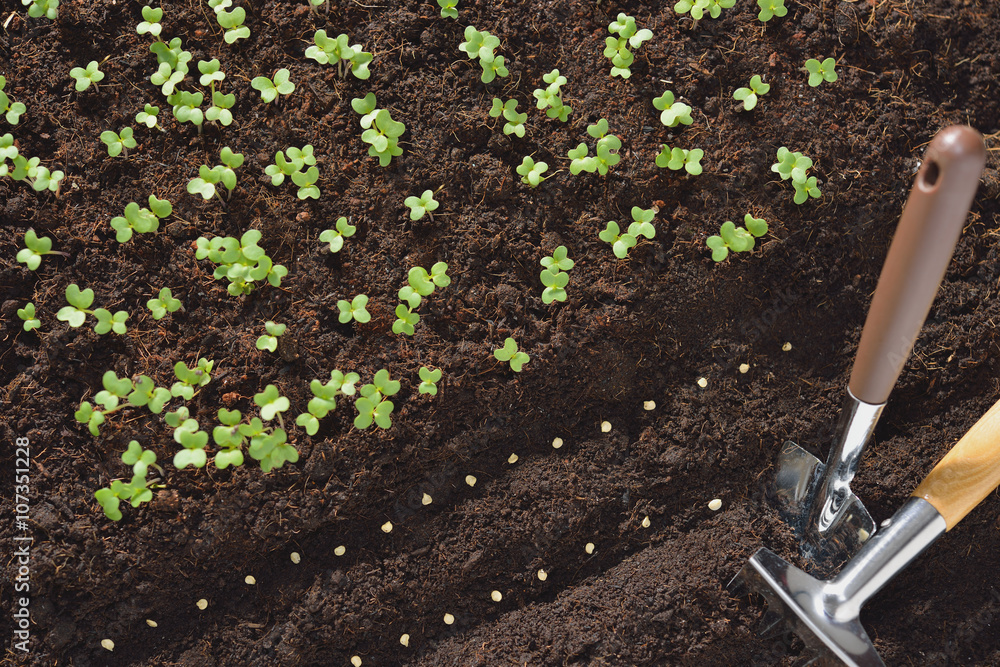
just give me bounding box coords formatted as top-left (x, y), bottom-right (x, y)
top-left (697, 377), bottom-right (708, 388)
top-left (443, 613), bottom-right (455, 625)
top-left (508, 453), bottom-right (518, 464)
top-left (537, 569), bottom-right (548, 581)
top-left (334, 545), bottom-right (346, 556)
top-left (196, 599), bottom-right (208, 610)
top-left (245, 575), bottom-right (256, 585)
top-left (290, 552), bottom-right (301, 564)
top-left (641, 516), bottom-right (651, 528)
top-left (708, 498), bottom-right (723, 511)
top-left (146, 619), bottom-right (157, 628)
top-left (739, 363), bottom-right (750, 374)
top-left (491, 590), bottom-right (503, 602)
top-left (101, 639), bottom-right (114, 651)
top-left (859, 528), bottom-right (870, 542)
top-left (465, 475), bottom-right (477, 487)
top-left (782, 342), bottom-right (792, 351)
top-left (552, 437), bottom-right (563, 449)
top-left (643, 400), bottom-right (656, 411)
top-left (421, 493), bottom-right (432, 505)
top-left (381, 521), bottom-right (393, 533)
top-left (351, 656), bottom-right (362, 667)
top-left (585, 542), bottom-right (595, 554)
top-left (601, 420), bottom-right (611, 432)
top-left (400, 634), bottom-right (410, 647)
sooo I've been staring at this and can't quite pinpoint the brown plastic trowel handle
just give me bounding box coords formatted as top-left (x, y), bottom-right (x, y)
top-left (848, 126), bottom-right (986, 405)
top-left (912, 396), bottom-right (1000, 530)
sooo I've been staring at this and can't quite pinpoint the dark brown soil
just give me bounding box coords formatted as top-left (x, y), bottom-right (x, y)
top-left (3, 0), bottom-right (1000, 665)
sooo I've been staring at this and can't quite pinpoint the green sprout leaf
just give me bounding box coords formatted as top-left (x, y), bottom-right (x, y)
top-left (516, 156), bottom-right (548, 187)
top-left (17, 302), bottom-right (40, 331)
top-left (494, 337), bottom-right (529, 372)
top-left (251, 68), bottom-right (295, 104)
top-left (418, 367), bottom-right (442, 395)
top-left (255, 384), bottom-right (290, 421)
top-left (319, 217), bottom-right (356, 253)
top-left (757, 0), bottom-right (787, 21)
top-left (337, 294), bottom-right (371, 324)
top-left (404, 189), bottom-right (440, 221)
top-left (69, 60), bottom-right (105, 92)
top-left (805, 57), bottom-right (838, 87)
top-left (16, 229), bottom-right (64, 271)
top-left (437, 0), bottom-right (458, 18)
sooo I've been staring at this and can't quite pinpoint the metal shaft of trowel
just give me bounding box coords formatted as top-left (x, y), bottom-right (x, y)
top-left (808, 391), bottom-right (884, 539)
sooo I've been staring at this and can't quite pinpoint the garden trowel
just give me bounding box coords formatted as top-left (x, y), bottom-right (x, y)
top-left (732, 392), bottom-right (1000, 666)
top-left (772, 125), bottom-right (986, 572)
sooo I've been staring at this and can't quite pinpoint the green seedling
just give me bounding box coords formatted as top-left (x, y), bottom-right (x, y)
top-left (100, 128), bottom-right (137, 157)
top-left (338, 294), bottom-right (371, 324)
top-left (251, 69), bottom-right (295, 104)
top-left (17, 303), bottom-right (40, 331)
top-left (195, 229), bottom-right (287, 295)
top-left (246, 421), bottom-right (296, 473)
top-left (655, 145), bottom-right (704, 175)
top-left (540, 268), bottom-right (569, 304)
top-left (146, 287), bottom-right (183, 320)
top-left (295, 370), bottom-right (359, 435)
top-left (599, 220), bottom-right (637, 259)
top-left (110, 195), bottom-right (172, 243)
top-left (517, 156), bottom-right (548, 187)
top-left (567, 144), bottom-right (596, 175)
top-left (22, 0), bottom-right (59, 20)
top-left (17, 229), bottom-right (67, 270)
top-left (187, 147), bottom-right (244, 201)
top-left (743, 213), bottom-right (769, 238)
top-left (771, 147), bottom-right (821, 204)
top-left (354, 369), bottom-right (400, 430)
top-left (480, 55), bottom-right (509, 84)
top-left (56, 284), bottom-right (129, 334)
top-left (405, 189), bottom-right (440, 221)
top-left (166, 406), bottom-right (209, 469)
top-left (392, 303), bottom-right (420, 336)
top-left (212, 408), bottom-right (246, 468)
top-left (437, 0), bottom-right (458, 17)
top-left (408, 262), bottom-right (451, 296)
top-left (94, 441), bottom-right (160, 520)
top-left (628, 206), bottom-right (656, 239)
top-left (594, 136), bottom-right (621, 175)
top-left (5, 154), bottom-right (64, 194)
top-left (136, 5), bottom-right (163, 37)
top-left (489, 98), bottom-right (527, 137)
top-left (217, 7), bottom-right (250, 44)
top-left (135, 104), bottom-right (161, 129)
top-left (360, 108), bottom-right (405, 167)
top-left (129, 375), bottom-right (172, 414)
top-left (459, 25), bottom-right (500, 61)
top-left (208, 0), bottom-right (232, 12)
top-left (494, 337), bottom-right (529, 372)
top-left (168, 90), bottom-right (204, 129)
top-left (149, 38), bottom-right (192, 96)
top-left (170, 358), bottom-right (213, 400)
top-left (255, 384), bottom-right (290, 423)
top-left (256, 320), bottom-right (286, 352)
top-left (706, 220), bottom-right (755, 262)
top-left (70, 60), bottom-right (105, 92)
top-left (793, 176), bottom-right (822, 204)
top-left (305, 30), bottom-right (372, 79)
top-left (532, 69), bottom-right (571, 122)
top-left (418, 367), bottom-right (442, 395)
top-left (653, 90), bottom-right (693, 127)
top-left (0, 76), bottom-right (27, 125)
top-left (541, 245), bottom-right (574, 272)
top-left (206, 90), bottom-right (236, 126)
top-left (74, 371), bottom-right (136, 436)
top-left (291, 166), bottom-right (320, 200)
top-left (265, 145), bottom-right (316, 186)
top-left (674, 0), bottom-right (735, 20)
top-left (319, 217), bottom-right (356, 253)
top-left (307, 0), bottom-right (329, 14)
top-left (757, 0), bottom-right (788, 21)
top-left (604, 12), bottom-right (652, 78)
top-left (198, 59), bottom-right (225, 90)
top-left (733, 75), bottom-right (770, 111)
top-left (805, 57), bottom-right (838, 86)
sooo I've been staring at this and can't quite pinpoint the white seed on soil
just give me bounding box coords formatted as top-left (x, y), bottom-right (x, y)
top-left (782, 342), bottom-right (792, 351)
top-left (290, 552), bottom-right (301, 564)
top-left (196, 599), bottom-right (208, 610)
top-left (643, 400), bottom-right (656, 411)
top-left (552, 437), bottom-right (563, 449)
top-left (859, 528), bottom-right (870, 542)
top-left (443, 613), bottom-right (455, 625)
top-left (146, 619), bottom-right (157, 628)
top-left (739, 363), bottom-right (750, 374)
top-left (351, 656), bottom-right (362, 667)
top-left (245, 575), bottom-right (256, 585)
top-left (422, 493), bottom-right (432, 505)
top-left (400, 634), bottom-right (410, 647)
top-left (601, 421), bottom-right (612, 432)
top-left (585, 542), bottom-right (595, 554)
top-left (465, 475), bottom-right (477, 487)
top-left (381, 521), bottom-right (393, 533)
top-left (708, 498), bottom-right (723, 511)
top-left (641, 516), bottom-right (651, 528)
top-left (697, 377), bottom-right (708, 388)
top-left (537, 569), bottom-right (548, 581)
top-left (101, 639), bottom-right (115, 651)
top-left (334, 545), bottom-right (346, 556)
top-left (491, 590), bottom-right (503, 602)
top-left (508, 453), bottom-right (518, 464)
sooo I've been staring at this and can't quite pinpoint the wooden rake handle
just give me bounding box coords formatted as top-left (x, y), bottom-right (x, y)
top-left (912, 396), bottom-right (1000, 530)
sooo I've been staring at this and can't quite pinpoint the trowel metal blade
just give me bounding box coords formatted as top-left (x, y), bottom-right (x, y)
top-left (771, 441), bottom-right (876, 573)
